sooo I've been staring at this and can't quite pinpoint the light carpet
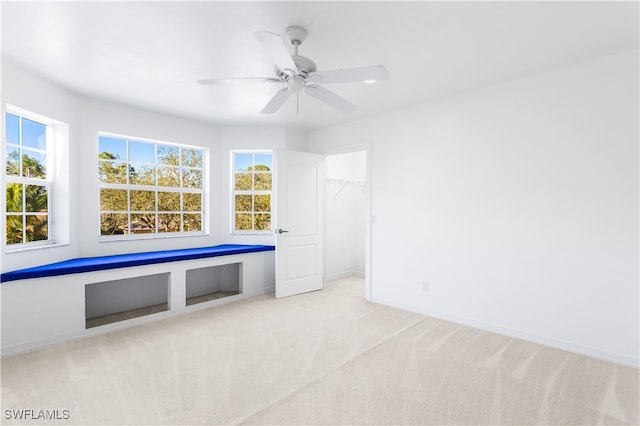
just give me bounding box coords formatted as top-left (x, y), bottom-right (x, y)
top-left (1, 276), bottom-right (638, 425)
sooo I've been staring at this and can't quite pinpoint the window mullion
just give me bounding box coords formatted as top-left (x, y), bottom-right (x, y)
top-left (18, 116), bottom-right (23, 173)
top-left (22, 183), bottom-right (27, 243)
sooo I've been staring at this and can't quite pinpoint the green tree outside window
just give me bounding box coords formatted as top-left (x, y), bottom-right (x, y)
top-left (232, 152), bottom-right (272, 232)
top-left (98, 135), bottom-right (205, 236)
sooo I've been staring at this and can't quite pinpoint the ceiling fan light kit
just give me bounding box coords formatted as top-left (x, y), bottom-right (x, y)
top-left (198, 26), bottom-right (389, 115)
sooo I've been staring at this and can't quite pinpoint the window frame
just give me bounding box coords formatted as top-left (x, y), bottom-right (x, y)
top-left (4, 107), bottom-right (55, 250)
top-left (98, 132), bottom-right (208, 240)
top-left (230, 150), bottom-right (273, 234)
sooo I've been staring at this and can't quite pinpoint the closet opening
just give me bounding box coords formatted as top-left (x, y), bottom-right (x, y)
top-left (324, 148), bottom-right (370, 299)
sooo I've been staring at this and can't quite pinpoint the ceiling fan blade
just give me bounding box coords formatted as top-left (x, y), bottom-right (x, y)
top-left (261, 87), bottom-right (293, 114)
top-left (254, 31), bottom-right (299, 75)
top-left (304, 84), bottom-right (357, 113)
top-left (308, 65), bottom-right (389, 84)
top-left (198, 77), bottom-right (281, 85)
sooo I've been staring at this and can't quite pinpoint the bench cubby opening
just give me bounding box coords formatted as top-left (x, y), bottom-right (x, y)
top-left (186, 262), bottom-right (241, 306)
top-left (85, 273), bottom-right (170, 328)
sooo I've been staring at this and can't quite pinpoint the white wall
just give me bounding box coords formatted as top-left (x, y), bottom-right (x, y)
top-left (75, 97), bottom-right (222, 257)
top-left (215, 126), bottom-right (286, 246)
top-left (325, 151), bottom-right (366, 279)
top-left (1, 58), bottom-right (298, 271)
top-left (1, 58), bottom-right (78, 271)
top-left (309, 49), bottom-right (640, 367)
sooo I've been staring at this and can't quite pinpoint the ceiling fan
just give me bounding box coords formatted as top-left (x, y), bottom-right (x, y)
top-left (198, 26), bottom-right (389, 114)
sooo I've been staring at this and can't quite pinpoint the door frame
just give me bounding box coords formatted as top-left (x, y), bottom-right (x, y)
top-left (322, 141), bottom-right (372, 301)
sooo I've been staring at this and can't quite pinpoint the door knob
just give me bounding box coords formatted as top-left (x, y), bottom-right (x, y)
top-left (276, 228), bottom-right (289, 234)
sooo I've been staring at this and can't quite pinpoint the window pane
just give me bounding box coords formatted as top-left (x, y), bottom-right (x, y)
top-left (98, 161), bottom-right (127, 184)
top-left (158, 191), bottom-right (180, 211)
top-left (6, 146), bottom-right (20, 176)
top-left (254, 173), bottom-right (272, 190)
top-left (25, 185), bottom-right (48, 213)
top-left (157, 167), bottom-right (180, 187)
top-left (129, 164), bottom-right (155, 185)
top-left (21, 118), bottom-right (46, 150)
top-left (158, 145), bottom-right (179, 166)
top-left (98, 136), bottom-right (205, 238)
top-left (234, 154), bottom-right (253, 172)
top-left (129, 141), bottom-right (154, 163)
top-left (158, 213), bottom-right (181, 233)
top-left (22, 150), bottom-right (46, 179)
top-left (235, 173), bottom-right (252, 190)
top-left (26, 215), bottom-right (48, 242)
top-left (181, 148), bottom-right (202, 168)
top-left (6, 113), bottom-right (19, 145)
top-left (130, 190), bottom-right (156, 211)
top-left (255, 213), bottom-right (271, 231)
top-left (182, 168), bottom-right (202, 188)
top-left (6, 183), bottom-right (23, 213)
top-left (234, 213), bottom-right (252, 231)
top-left (183, 213), bottom-right (201, 232)
top-left (130, 213), bottom-right (155, 234)
top-left (235, 194), bottom-right (252, 212)
top-left (100, 189), bottom-right (128, 211)
top-left (100, 213), bottom-right (128, 235)
top-left (254, 154), bottom-right (272, 170)
top-left (254, 194), bottom-right (270, 212)
top-left (99, 136), bottom-right (127, 160)
top-left (6, 215), bottom-right (23, 244)
top-left (183, 193), bottom-right (201, 211)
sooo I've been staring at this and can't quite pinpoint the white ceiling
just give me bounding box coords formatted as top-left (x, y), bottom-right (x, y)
top-left (2, 1), bottom-right (638, 131)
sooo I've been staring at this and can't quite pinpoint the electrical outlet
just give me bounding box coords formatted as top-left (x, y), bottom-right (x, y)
top-left (422, 281), bottom-right (429, 292)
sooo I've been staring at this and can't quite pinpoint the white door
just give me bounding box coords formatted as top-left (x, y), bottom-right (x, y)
top-left (275, 149), bottom-right (324, 298)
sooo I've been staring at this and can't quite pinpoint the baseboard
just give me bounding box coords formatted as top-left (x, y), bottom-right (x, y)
top-left (1, 286), bottom-right (274, 358)
top-left (371, 296), bottom-right (639, 369)
top-left (326, 270), bottom-right (365, 281)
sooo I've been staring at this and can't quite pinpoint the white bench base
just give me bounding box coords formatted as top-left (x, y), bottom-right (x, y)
top-left (1, 251), bottom-right (275, 356)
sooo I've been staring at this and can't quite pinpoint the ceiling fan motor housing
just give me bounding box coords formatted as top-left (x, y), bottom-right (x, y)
top-left (274, 52), bottom-right (317, 79)
top-left (292, 55), bottom-right (317, 77)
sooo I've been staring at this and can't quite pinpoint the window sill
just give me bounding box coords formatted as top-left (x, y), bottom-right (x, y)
top-left (4, 242), bottom-right (70, 255)
top-left (230, 231), bottom-right (274, 236)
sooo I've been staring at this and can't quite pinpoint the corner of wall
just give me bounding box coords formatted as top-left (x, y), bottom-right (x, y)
top-left (284, 127), bottom-right (309, 151)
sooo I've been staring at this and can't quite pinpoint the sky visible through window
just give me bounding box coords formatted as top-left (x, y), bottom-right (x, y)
top-left (98, 137), bottom-right (126, 160)
top-left (130, 141), bottom-right (154, 162)
top-left (98, 137), bottom-right (203, 166)
top-left (235, 153), bottom-right (272, 171)
top-left (6, 113), bottom-right (46, 151)
top-left (99, 137), bottom-right (161, 163)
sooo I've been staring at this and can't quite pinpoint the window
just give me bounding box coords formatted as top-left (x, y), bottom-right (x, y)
top-left (98, 134), bottom-right (206, 237)
top-left (4, 112), bottom-right (51, 246)
top-left (232, 151), bottom-right (272, 232)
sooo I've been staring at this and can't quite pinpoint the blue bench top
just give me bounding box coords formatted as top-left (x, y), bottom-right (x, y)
top-left (0, 244), bottom-right (275, 283)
